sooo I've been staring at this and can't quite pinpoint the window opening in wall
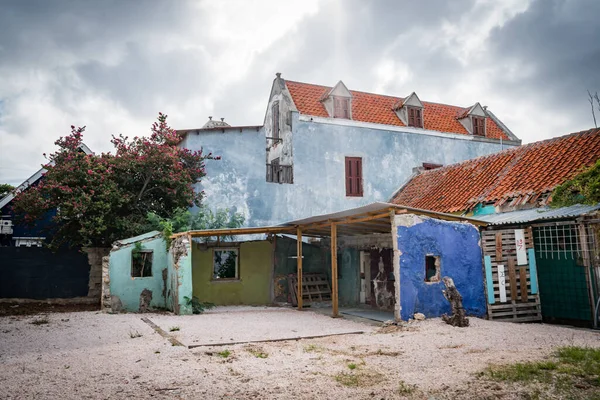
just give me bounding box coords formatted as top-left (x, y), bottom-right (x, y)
top-left (425, 255), bottom-right (440, 282)
top-left (131, 248), bottom-right (153, 278)
top-left (407, 107), bottom-right (423, 128)
top-left (213, 248), bottom-right (239, 280)
top-left (333, 97), bottom-right (350, 119)
top-left (472, 116), bottom-right (485, 136)
top-left (266, 158), bottom-right (293, 184)
top-left (345, 157), bottom-right (363, 197)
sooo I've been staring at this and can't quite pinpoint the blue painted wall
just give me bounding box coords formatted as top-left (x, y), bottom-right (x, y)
top-left (108, 231), bottom-right (168, 312)
top-left (182, 114), bottom-right (514, 227)
top-left (396, 215), bottom-right (486, 320)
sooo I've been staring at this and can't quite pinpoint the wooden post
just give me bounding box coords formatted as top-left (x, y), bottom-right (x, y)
top-left (331, 223), bottom-right (339, 317)
top-left (297, 227), bottom-right (303, 311)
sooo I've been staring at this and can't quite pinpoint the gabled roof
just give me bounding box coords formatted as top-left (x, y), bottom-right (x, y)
top-left (285, 80), bottom-right (513, 140)
top-left (0, 143), bottom-right (94, 210)
top-left (391, 128), bottom-right (600, 213)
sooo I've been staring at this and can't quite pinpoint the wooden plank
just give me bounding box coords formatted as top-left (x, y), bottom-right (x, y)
top-left (484, 256), bottom-right (495, 304)
top-left (519, 267), bottom-right (528, 303)
top-left (528, 249), bottom-right (538, 295)
top-left (497, 264), bottom-right (507, 303)
top-left (331, 223), bottom-right (338, 317)
top-left (508, 258), bottom-right (517, 302)
top-left (495, 233), bottom-right (503, 261)
top-left (297, 227), bottom-right (303, 310)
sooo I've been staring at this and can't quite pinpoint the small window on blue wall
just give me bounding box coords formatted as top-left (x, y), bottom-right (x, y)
top-left (425, 255), bottom-right (440, 283)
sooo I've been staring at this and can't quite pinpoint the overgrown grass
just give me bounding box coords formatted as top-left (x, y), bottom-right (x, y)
top-left (169, 326), bottom-right (180, 332)
top-left (483, 346), bottom-right (600, 397)
top-left (334, 370), bottom-right (385, 387)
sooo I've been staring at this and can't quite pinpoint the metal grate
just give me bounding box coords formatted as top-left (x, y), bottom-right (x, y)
top-left (533, 223), bottom-right (595, 261)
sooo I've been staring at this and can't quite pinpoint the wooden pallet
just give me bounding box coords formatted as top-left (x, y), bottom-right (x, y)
top-left (288, 273), bottom-right (332, 306)
top-left (482, 228), bottom-right (542, 322)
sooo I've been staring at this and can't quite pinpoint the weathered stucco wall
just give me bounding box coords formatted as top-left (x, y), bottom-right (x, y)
top-left (192, 240), bottom-right (272, 305)
top-left (182, 114), bottom-right (514, 227)
top-left (107, 231), bottom-right (167, 313)
top-left (396, 214), bottom-right (486, 320)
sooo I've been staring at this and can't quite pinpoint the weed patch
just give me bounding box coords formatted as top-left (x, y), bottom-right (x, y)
top-left (398, 380), bottom-right (417, 395)
top-left (218, 350), bottom-right (231, 358)
top-left (348, 363), bottom-right (357, 370)
top-left (169, 326), bottom-right (180, 332)
top-left (481, 346), bottom-right (600, 398)
top-left (334, 369), bottom-right (385, 388)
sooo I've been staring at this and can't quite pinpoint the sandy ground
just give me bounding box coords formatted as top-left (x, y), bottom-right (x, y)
top-left (1, 308), bottom-right (600, 399)
top-left (150, 307), bottom-right (369, 346)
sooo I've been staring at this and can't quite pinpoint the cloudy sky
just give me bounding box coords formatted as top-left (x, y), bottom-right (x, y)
top-left (1, 0), bottom-right (599, 186)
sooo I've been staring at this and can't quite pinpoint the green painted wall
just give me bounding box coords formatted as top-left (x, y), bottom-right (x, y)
top-left (192, 241), bottom-right (272, 305)
top-left (324, 248), bottom-right (360, 306)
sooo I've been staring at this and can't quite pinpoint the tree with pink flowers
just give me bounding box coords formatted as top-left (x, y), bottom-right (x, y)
top-left (13, 113), bottom-right (217, 248)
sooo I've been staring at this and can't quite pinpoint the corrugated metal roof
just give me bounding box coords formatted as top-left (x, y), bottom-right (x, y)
top-left (477, 204), bottom-right (600, 225)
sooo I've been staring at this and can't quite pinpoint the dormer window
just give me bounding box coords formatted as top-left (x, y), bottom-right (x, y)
top-left (321, 81), bottom-right (352, 119)
top-left (472, 116), bottom-right (485, 136)
top-left (333, 97), bottom-right (350, 119)
top-left (407, 107), bottom-right (423, 128)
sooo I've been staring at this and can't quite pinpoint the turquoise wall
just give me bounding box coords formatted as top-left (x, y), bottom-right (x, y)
top-left (176, 238), bottom-right (193, 315)
top-left (108, 231), bottom-right (167, 312)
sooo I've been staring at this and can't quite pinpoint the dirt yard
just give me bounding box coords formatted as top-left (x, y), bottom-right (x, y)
top-left (1, 307), bottom-right (599, 399)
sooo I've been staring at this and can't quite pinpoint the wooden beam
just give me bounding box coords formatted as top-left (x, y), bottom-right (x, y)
top-left (297, 227), bottom-right (303, 311)
top-left (171, 226), bottom-right (295, 238)
top-left (331, 223), bottom-right (339, 317)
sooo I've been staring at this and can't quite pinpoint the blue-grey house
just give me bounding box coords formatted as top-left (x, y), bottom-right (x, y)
top-left (178, 73), bottom-right (520, 227)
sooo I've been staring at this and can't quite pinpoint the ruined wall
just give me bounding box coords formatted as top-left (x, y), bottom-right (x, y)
top-left (168, 235), bottom-right (193, 315)
top-left (85, 247), bottom-right (110, 299)
top-left (107, 231), bottom-right (168, 312)
top-left (192, 240), bottom-right (272, 305)
top-left (182, 113), bottom-right (514, 228)
top-left (395, 214), bottom-right (486, 320)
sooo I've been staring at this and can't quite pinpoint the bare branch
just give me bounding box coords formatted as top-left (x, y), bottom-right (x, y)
top-left (588, 90), bottom-right (598, 128)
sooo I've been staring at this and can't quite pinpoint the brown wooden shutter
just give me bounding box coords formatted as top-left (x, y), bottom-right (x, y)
top-left (415, 109), bottom-right (423, 128)
top-left (272, 102), bottom-right (279, 139)
top-left (345, 157), bottom-right (363, 196)
top-left (355, 158), bottom-right (363, 196)
top-left (343, 99), bottom-right (349, 118)
top-left (408, 108), bottom-right (415, 126)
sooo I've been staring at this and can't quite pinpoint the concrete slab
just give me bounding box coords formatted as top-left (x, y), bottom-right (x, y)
top-left (147, 306), bottom-right (373, 347)
top-left (341, 308), bottom-right (394, 322)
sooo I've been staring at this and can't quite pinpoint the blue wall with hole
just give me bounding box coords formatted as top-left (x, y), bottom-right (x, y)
top-left (397, 216), bottom-right (486, 320)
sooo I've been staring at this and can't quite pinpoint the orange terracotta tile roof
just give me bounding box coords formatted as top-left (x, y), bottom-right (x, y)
top-left (285, 80), bottom-right (511, 140)
top-left (391, 128), bottom-right (600, 213)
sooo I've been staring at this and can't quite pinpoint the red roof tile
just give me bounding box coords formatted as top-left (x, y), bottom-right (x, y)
top-left (391, 128), bottom-right (600, 213)
top-left (285, 80), bottom-right (511, 140)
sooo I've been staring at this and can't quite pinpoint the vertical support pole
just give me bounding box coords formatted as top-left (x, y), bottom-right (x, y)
top-left (331, 223), bottom-right (339, 317)
top-left (296, 227), bottom-right (303, 311)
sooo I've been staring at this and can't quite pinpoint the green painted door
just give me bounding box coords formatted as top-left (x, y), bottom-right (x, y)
top-left (534, 226), bottom-right (592, 323)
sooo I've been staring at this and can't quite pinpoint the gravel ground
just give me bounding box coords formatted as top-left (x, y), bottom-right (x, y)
top-left (1, 310), bottom-right (600, 399)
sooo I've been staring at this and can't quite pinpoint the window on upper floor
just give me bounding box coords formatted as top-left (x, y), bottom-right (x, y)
top-left (407, 107), bottom-right (423, 128)
top-left (266, 158), bottom-right (293, 184)
top-left (345, 157), bottom-right (363, 197)
top-left (472, 116), bottom-right (485, 136)
top-left (272, 101), bottom-right (280, 140)
top-left (333, 97), bottom-right (350, 119)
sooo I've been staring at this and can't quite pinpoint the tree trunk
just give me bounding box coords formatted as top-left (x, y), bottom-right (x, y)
top-left (441, 276), bottom-right (469, 327)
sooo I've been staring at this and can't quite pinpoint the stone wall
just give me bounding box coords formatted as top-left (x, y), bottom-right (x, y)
top-left (85, 247), bottom-right (111, 299)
